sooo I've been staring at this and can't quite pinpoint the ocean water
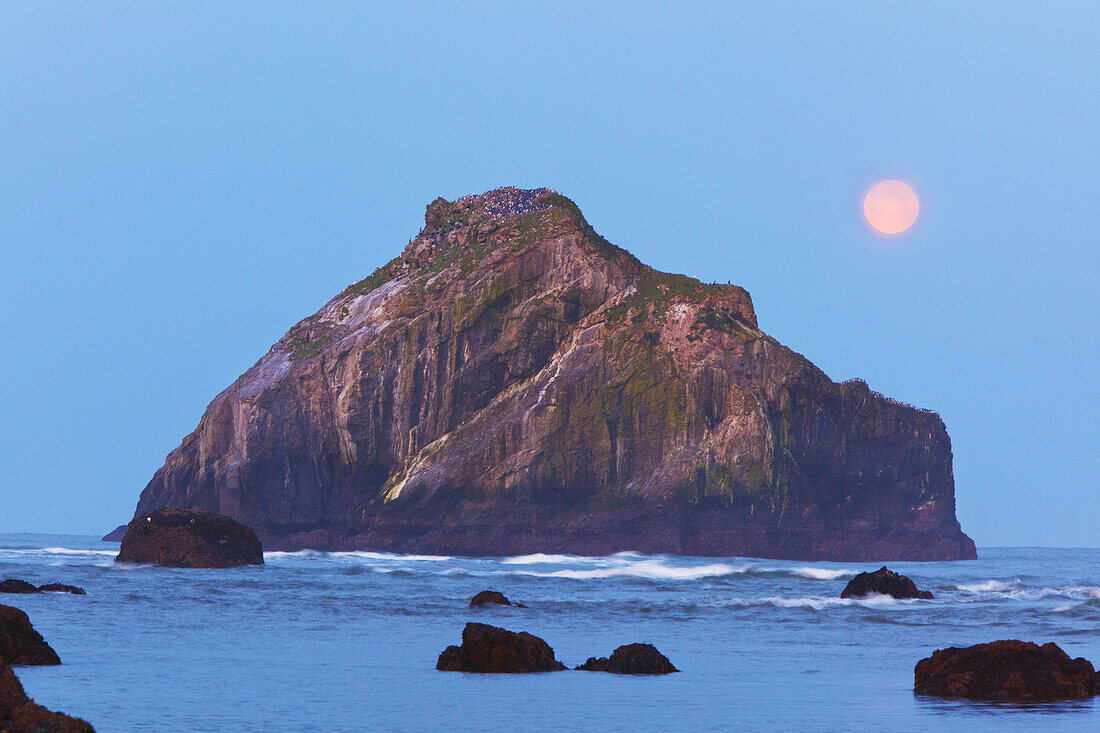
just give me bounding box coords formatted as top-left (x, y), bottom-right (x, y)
top-left (2, 535), bottom-right (1098, 732)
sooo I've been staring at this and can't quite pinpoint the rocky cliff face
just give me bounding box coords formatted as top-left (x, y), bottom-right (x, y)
top-left (131, 187), bottom-right (975, 561)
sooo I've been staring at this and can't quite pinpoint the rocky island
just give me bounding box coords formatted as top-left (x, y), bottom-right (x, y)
top-left (121, 187), bottom-right (975, 561)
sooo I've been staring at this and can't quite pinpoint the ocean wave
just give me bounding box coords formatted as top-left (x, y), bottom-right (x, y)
top-left (41, 547), bottom-right (117, 556)
top-left (264, 550), bottom-right (452, 562)
top-left (520, 561), bottom-right (752, 581)
top-left (502, 553), bottom-right (613, 565)
top-left (954, 579), bottom-right (1020, 593)
top-left (759, 593), bottom-right (917, 610)
top-left (789, 567), bottom-right (854, 581)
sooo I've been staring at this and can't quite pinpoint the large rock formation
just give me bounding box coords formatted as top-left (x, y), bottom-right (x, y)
top-left (1, 662), bottom-right (95, 731)
top-left (115, 509), bottom-right (264, 568)
top-left (436, 622), bottom-right (566, 673)
top-left (0, 605), bottom-right (61, 666)
top-left (915, 641), bottom-right (1098, 700)
top-left (125, 188), bottom-right (975, 560)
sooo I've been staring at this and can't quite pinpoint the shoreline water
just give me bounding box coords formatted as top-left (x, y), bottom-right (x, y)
top-left (2, 535), bottom-right (1098, 731)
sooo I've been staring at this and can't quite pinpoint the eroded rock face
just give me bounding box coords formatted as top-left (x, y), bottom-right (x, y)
top-left (841, 567), bottom-right (934, 600)
top-left (126, 187), bottom-right (976, 561)
top-left (436, 622), bottom-right (565, 673)
top-left (115, 509), bottom-right (264, 568)
top-left (1, 662), bottom-right (95, 731)
top-left (469, 590), bottom-right (525, 608)
top-left (576, 643), bottom-right (678, 674)
top-left (915, 641), bottom-right (1098, 700)
top-left (0, 605), bottom-right (61, 666)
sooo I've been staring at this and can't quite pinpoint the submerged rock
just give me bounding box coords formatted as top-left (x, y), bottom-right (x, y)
top-left (576, 643), bottom-right (679, 674)
top-left (436, 622), bottom-right (566, 673)
top-left (0, 580), bottom-right (39, 595)
top-left (124, 188), bottom-right (975, 562)
top-left (0, 605), bottom-right (61, 666)
top-left (915, 640), bottom-right (1098, 700)
top-left (469, 590), bottom-right (525, 608)
top-left (1, 662), bottom-right (95, 731)
top-left (37, 584), bottom-right (87, 595)
top-left (115, 508), bottom-right (264, 569)
top-left (840, 567), bottom-right (933, 600)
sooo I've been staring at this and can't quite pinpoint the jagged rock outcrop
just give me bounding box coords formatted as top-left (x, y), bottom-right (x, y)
top-left (841, 566), bottom-right (934, 599)
top-left (125, 187), bottom-right (975, 561)
top-left (436, 622), bottom-right (565, 673)
top-left (0, 605), bottom-right (61, 666)
top-left (469, 591), bottom-right (525, 608)
top-left (115, 509), bottom-right (264, 568)
top-left (915, 641), bottom-right (1098, 700)
top-left (576, 643), bottom-right (678, 674)
top-left (1, 662), bottom-right (95, 731)
top-left (1, 581), bottom-right (87, 596)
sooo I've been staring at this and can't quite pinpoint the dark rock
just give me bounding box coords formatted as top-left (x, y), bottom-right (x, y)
top-left (101, 525), bottom-right (128, 542)
top-left (37, 584), bottom-right (87, 596)
top-left (469, 590), bottom-right (525, 608)
top-left (0, 580), bottom-right (39, 595)
top-left (915, 640), bottom-right (1098, 700)
top-left (0, 605), bottom-right (61, 666)
top-left (115, 508), bottom-right (264, 569)
top-left (125, 188), bottom-right (976, 562)
top-left (1, 662), bottom-right (95, 731)
top-left (576, 643), bottom-right (679, 674)
top-left (436, 622), bottom-right (566, 673)
top-left (841, 566), bottom-right (933, 600)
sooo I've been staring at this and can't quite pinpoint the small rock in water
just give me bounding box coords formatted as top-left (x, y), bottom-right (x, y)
top-left (0, 580), bottom-right (39, 595)
top-left (436, 622), bottom-right (566, 673)
top-left (915, 640), bottom-right (1098, 700)
top-left (575, 643), bottom-right (679, 674)
top-left (115, 508), bottom-right (264, 568)
top-left (0, 605), bottom-right (61, 666)
top-left (469, 590), bottom-right (525, 608)
top-left (840, 566), bottom-right (933, 600)
top-left (37, 584), bottom-right (87, 596)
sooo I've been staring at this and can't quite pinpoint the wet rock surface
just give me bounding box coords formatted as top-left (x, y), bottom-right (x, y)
top-left (436, 622), bottom-right (566, 673)
top-left (36, 584), bottom-right (87, 595)
top-left (914, 640), bottom-right (1098, 700)
top-left (576, 643), bottom-right (679, 674)
top-left (469, 590), bottom-right (525, 608)
top-left (0, 580), bottom-right (39, 595)
top-left (841, 567), bottom-right (934, 599)
top-left (128, 187), bottom-right (976, 561)
top-left (1, 662), bottom-right (95, 731)
top-left (0, 605), bottom-right (61, 666)
top-left (115, 508), bottom-right (264, 569)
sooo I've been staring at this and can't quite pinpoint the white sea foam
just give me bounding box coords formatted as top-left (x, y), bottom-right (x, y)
top-left (502, 553), bottom-right (606, 565)
top-left (790, 567), bottom-right (854, 581)
top-left (264, 550), bottom-right (452, 563)
top-left (40, 547), bottom-right (117, 556)
top-left (954, 579), bottom-right (1019, 593)
top-left (521, 561), bottom-right (752, 581)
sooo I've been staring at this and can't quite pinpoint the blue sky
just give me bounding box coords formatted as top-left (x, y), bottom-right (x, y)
top-left (1, 2), bottom-right (1096, 546)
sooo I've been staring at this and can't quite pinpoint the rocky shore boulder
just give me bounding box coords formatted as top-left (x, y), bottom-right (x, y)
top-left (469, 590), bottom-right (525, 608)
top-left (841, 567), bottom-right (933, 600)
top-left (0, 580), bottom-right (39, 595)
top-left (436, 622), bottom-right (566, 673)
top-left (576, 643), bottom-right (679, 674)
top-left (1, 580), bottom-right (87, 596)
top-left (0, 605), bottom-right (61, 666)
top-left (37, 584), bottom-right (87, 595)
top-left (915, 640), bottom-right (1097, 700)
top-left (1, 662), bottom-right (94, 731)
top-left (115, 508), bottom-right (264, 568)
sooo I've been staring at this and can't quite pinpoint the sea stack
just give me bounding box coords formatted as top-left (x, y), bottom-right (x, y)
top-left (122, 188), bottom-right (975, 561)
top-left (115, 508), bottom-right (264, 568)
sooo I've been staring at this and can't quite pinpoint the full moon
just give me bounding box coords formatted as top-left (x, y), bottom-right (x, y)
top-left (863, 180), bottom-right (919, 235)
